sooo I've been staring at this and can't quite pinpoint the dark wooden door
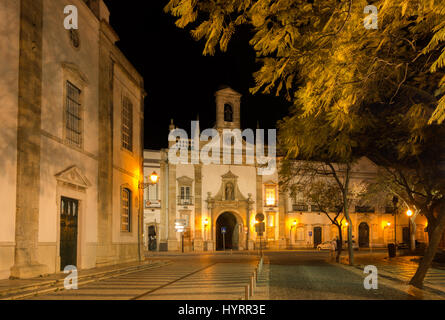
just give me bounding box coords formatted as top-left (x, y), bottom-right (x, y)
top-left (403, 227), bottom-right (410, 244)
top-left (60, 197), bottom-right (78, 270)
top-left (359, 222), bottom-right (370, 247)
top-left (314, 227), bottom-right (322, 247)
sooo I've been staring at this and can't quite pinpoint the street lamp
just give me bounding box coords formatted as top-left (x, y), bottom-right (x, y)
top-left (406, 209), bottom-right (413, 251)
top-left (139, 171), bottom-right (159, 189)
top-left (149, 171), bottom-right (159, 184)
top-left (392, 196), bottom-right (398, 245)
top-left (290, 220), bottom-right (297, 247)
top-left (203, 218), bottom-right (209, 242)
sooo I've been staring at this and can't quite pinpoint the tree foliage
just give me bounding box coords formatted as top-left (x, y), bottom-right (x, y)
top-left (165, 0), bottom-right (445, 125)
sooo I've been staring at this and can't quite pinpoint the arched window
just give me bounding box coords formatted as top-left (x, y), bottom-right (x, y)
top-left (224, 103), bottom-right (233, 122)
top-left (121, 188), bottom-right (131, 232)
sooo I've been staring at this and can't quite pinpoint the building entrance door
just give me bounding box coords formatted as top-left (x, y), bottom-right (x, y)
top-left (216, 212), bottom-right (237, 250)
top-left (359, 222), bottom-right (370, 247)
top-left (313, 227), bottom-right (322, 248)
top-left (60, 197), bottom-right (78, 271)
top-left (403, 227), bottom-right (410, 244)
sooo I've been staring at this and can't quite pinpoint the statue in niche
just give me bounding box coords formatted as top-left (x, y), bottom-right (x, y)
top-left (224, 104), bottom-right (233, 122)
top-left (225, 182), bottom-right (234, 200)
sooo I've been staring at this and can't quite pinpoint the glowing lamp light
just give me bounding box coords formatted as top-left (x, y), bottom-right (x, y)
top-left (293, 220), bottom-right (297, 226)
top-left (386, 222), bottom-right (391, 227)
top-left (406, 209), bottom-right (413, 217)
top-left (344, 222), bottom-right (349, 227)
top-left (203, 218), bottom-right (209, 226)
top-left (149, 171), bottom-right (159, 184)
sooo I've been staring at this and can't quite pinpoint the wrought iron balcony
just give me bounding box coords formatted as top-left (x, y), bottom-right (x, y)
top-left (310, 204), bottom-right (320, 212)
top-left (177, 196), bottom-right (194, 206)
top-left (292, 203), bottom-right (309, 212)
top-left (355, 206), bottom-right (375, 213)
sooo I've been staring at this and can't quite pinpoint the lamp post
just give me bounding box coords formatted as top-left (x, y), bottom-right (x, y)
top-left (138, 171), bottom-right (160, 259)
top-left (290, 220), bottom-right (297, 248)
top-left (406, 209), bottom-right (413, 251)
top-left (203, 218), bottom-right (208, 242)
top-left (392, 196), bottom-right (398, 246)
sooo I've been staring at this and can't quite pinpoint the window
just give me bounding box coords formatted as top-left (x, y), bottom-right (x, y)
top-left (65, 81), bottom-right (82, 147)
top-left (122, 97), bottom-right (133, 151)
top-left (265, 185), bottom-right (276, 206)
top-left (179, 186), bottom-right (192, 205)
top-left (292, 192), bottom-right (308, 211)
top-left (224, 103), bottom-right (233, 122)
top-left (121, 188), bottom-right (131, 232)
top-left (147, 183), bottom-right (158, 201)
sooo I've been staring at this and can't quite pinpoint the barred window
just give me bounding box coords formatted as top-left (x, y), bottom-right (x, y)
top-left (66, 81), bottom-right (82, 147)
top-left (122, 97), bottom-right (133, 151)
top-left (121, 188), bottom-right (131, 232)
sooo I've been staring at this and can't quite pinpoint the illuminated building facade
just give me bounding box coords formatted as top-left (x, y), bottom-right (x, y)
top-left (0, 0), bottom-right (145, 279)
top-left (143, 87), bottom-right (428, 252)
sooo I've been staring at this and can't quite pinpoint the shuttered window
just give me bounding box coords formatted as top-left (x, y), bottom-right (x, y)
top-left (122, 97), bottom-right (133, 151)
top-left (66, 81), bottom-right (82, 147)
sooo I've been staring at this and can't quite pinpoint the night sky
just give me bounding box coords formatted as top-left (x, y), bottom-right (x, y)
top-left (104, 1), bottom-right (290, 150)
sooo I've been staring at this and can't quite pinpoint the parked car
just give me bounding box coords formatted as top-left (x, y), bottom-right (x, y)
top-left (317, 241), bottom-right (334, 251)
top-left (343, 240), bottom-right (359, 250)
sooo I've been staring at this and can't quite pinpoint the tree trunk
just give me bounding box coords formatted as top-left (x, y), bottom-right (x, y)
top-left (409, 205), bottom-right (445, 288)
top-left (336, 224), bottom-right (343, 263)
top-left (343, 193), bottom-right (354, 265)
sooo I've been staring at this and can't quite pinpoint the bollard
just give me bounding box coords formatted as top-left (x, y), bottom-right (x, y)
top-left (245, 284), bottom-right (250, 300)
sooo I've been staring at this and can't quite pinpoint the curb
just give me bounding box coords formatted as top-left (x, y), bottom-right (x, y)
top-left (0, 260), bottom-right (172, 300)
top-left (333, 260), bottom-right (445, 299)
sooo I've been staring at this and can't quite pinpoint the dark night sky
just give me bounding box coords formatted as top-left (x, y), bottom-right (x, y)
top-left (104, 1), bottom-right (290, 150)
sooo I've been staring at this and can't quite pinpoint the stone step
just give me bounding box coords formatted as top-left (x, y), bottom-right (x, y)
top-left (0, 260), bottom-right (171, 300)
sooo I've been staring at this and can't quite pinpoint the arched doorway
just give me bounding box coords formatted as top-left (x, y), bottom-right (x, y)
top-left (216, 212), bottom-right (238, 250)
top-left (359, 222), bottom-right (370, 247)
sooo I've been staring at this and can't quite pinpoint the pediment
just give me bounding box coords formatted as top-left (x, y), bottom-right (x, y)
top-left (221, 170), bottom-right (238, 180)
top-left (55, 166), bottom-right (91, 189)
top-left (213, 170), bottom-right (247, 201)
top-left (215, 87), bottom-right (242, 97)
top-left (177, 175), bottom-right (194, 186)
top-left (61, 62), bottom-right (89, 86)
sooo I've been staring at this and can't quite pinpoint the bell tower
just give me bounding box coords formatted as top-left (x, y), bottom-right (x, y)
top-left (215, 86), bottom-right (242, 130)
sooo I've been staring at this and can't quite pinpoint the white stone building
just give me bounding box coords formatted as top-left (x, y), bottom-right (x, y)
top-left (0, 0), bottom-right (145, 279)
top-left (143, 87), bottom-right (428, 252)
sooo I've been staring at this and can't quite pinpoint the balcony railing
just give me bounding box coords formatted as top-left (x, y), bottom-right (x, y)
top-left (355, 206), bottom-right (375, 213)
top-left (292, 203), bottom-right (309, 212)
top-left (177, 196), bottom-right (194, 206)
top-left (310, 204), bottom-right (320, 212)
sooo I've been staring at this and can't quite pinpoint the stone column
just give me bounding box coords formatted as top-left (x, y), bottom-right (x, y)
top-left (159, 152), bottom-right (168, 250)
top-left (193, 164), bottom-right (204, 251)
top-left (167, 163), bottom-right (178, 250)
top-left (250, 173), bottom-right (263, 250)
top-left (11, 0), bottom-right (48, 278)
top-left (278, 191), bottom-right (288, 249)
top-left (96, 22), bottom-right (116, 266)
